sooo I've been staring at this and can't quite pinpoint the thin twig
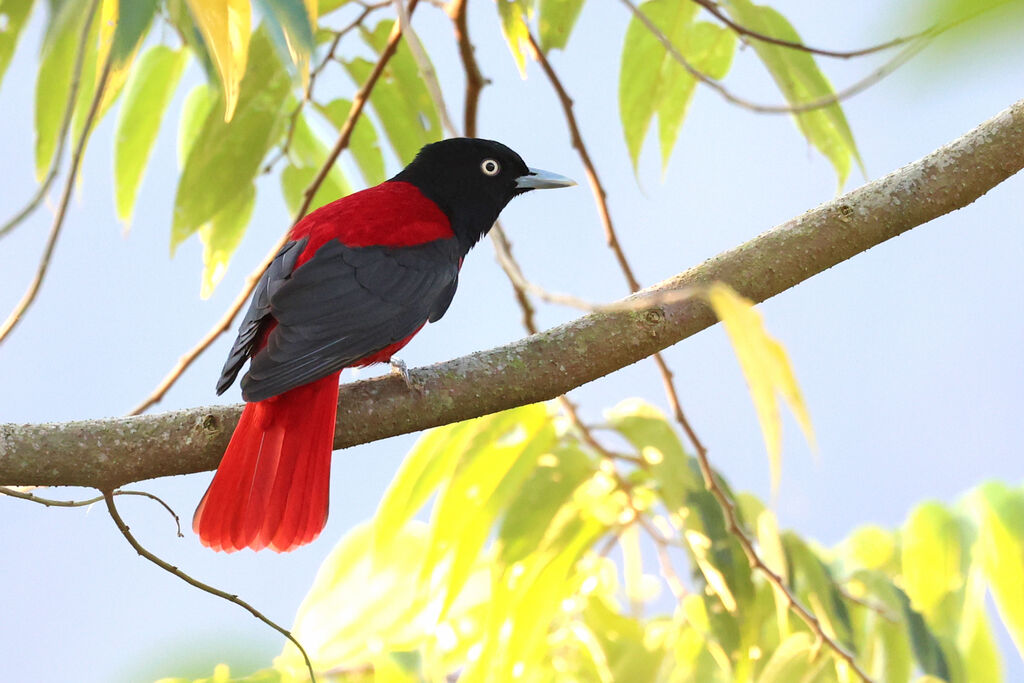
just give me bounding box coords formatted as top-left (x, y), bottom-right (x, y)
top-left (446, 0), bottom-right (486, 137)
top-left (0, 0), bottom-right (99, 241)
top-left (618, 0), bottom-right (936, 116)
top-left (0, 486), bottom-right (183, 536)
top-left (391, 0), bottom-right (458, 136)
top-left (526, 25), bottom-right (871, 680)
top-left (690, 0), bottom-right (920, 59)
top-left (102, 492), bottom-right (317, 681)
top-left (0, 34), bottom-right (111, 346)
top-left (262, 3), bottom-right (381, 175)
top-left (129, 0), bottom-right (420, 415)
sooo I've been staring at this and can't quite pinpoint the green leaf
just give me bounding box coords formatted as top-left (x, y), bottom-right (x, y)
top-left (423, 405), bottom-right (555, 616)
top-left (756, 633), bottom-right (832, 682)
top-left (656, 21), bottom-right (734, 172)
top-left (893, 584), bottom-right (951, 679)
top-left (900, 501), bottom-right (966, 619)
top-left (782, 532), bottom-right (853, 650)
top-left (319, 98), bottom-right (386, 185)
top-left (844, 569), bottom-right (914, 683)
top-left (0, 0), bottom-right (34, 92)
top-left (198, 183), bottom-right (255, 299)
top-left (372, 419), bottom-right (482, 561)
top-left (719, 0), bottom-right (862, 188)
top-left (114, 46), bottom-right (188, 227)
top-left (496, 0), bottom-right (531, 77)
top-left (279, 111), bottom-right (351, 214)
top-left (841, 524), bottom-right (898, 573)
top-left (278, 521), bottom-right (490, 679)
top-left (583, 597), bottom-right (667, 682)
top-left (970, 481), bottom-right (1024, 658)
top-left (262, 0), bottom-right (315, 59)
top-left (345, 20), bottom-right (440, 164)
top-left (497, 441), bottom-right (597, 568)
top-left (958, 563), bottom-right (1003, 683)
top-left (110, 0), bottom-right (159, 65)
top-left (537, 0), bottom-right (584, 52)
top-left (34, 0), bottom-right (87, 180)
top-left (318, 0), bottom-right (351, 16)
top-left (619, 0), bottom-right (736, 174)
top-left (604, 398), bottom-right (701, 511)
top-left (177, 83), bottom-right (217, 167)
top-left (172, 28), bottom-right (292, 251)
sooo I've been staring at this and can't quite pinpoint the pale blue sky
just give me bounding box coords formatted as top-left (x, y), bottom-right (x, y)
top-left (1, 1), bottom-right (1022, 681)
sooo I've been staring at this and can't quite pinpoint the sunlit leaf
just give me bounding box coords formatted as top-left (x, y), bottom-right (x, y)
top-left (184, 0), bottom-right (252, 120)
top-left (0, 0), bottom-right (34, 92)
top-left (782, 532), bottom-right (853, 649)
top-left (423, 405), bottom-right (555, 616)
top-left (900, 501), bottom-right (966, 618)
top-left (114, 46), bottom-right (188, 228)
top-left (198, 183), bottom-right (255, 298)
top-left (707, 283), bottom-right (815, 493)
top-left (719, 0), bottom-right (862, 188)
top-left (372, 414), bottom-right (504, 563)
top-left (605, 399), bottom-right (701, 511)
top-left (345, 20), bottom-right (440, 164)
top-left (278, 522), bottom-right (490, 679)
top-left (841, 525), bottom-right (898, 573)
top-left (970, 481), bottom-right (1024, 658)
top-left (319, 98), bottom-right (387, 185)
top-left (496, 0), bottom-right (531, 77)
top-left (34, 0), bottom-right (85, 179)
top-left (497, 441), bottom-right (596, 567)
top-left (318, 0), bottom-right (350, 16)
top-left (958, 563), bottom-right (1003, 683)
top-left (619, 0), bottom-right (736, 174)
top-left (584, 597), bottom-right (667, 682)
top-left (172, 29), bottom-right (291, 251)
top-left (756, 633), bottom-right (832, 682)
top-left (177, 83), bottom-right (218, 167)
top-left (263, 0), bottom-right (315, 87)
top-left (538, 0), bottom-right (584, 52)
top-left (844, 569), bottom-right (914, 683)
top-left (893, 584), bottom-right (951, 679)
top-left (279, 111), bottom-right (351, 214)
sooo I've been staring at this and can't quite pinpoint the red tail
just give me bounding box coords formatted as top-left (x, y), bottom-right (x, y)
top-left (193, 373), bottom-right (340, 552)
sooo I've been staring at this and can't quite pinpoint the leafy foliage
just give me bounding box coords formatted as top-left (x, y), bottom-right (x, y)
top-left (159, 402), bottom-right (1019, 682)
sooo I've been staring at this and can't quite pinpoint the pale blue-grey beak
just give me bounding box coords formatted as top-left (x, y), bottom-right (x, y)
top-left (515, 167), bottom-right (577, 190)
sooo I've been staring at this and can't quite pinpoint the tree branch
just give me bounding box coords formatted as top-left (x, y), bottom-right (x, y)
top-left (3, 97), bottom-right (1022, 490)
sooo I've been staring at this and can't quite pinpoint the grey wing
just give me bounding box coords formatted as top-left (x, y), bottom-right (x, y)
top-left (216, 238), bottom-right (307, 395)
top-left (239, 238), bottom-right (461, 402)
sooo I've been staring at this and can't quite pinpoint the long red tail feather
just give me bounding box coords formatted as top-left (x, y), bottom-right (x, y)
top-left (193, 373), bottom-right (339, 552)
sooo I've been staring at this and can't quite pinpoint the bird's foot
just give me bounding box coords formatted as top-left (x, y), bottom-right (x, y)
top-left (389, 357), bottom-right (423, 393)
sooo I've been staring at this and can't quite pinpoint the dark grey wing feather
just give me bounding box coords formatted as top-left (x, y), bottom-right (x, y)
top-left (216, 238), bottom-right (307, 395)
top-left (239, 238), bottom-right (461, 402)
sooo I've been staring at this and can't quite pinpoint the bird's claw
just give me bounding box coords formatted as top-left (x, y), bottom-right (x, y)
top-left (390, 357), bottom-right (423, 393)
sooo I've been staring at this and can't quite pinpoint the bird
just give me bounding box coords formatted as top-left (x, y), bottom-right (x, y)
top-left (193, 137), bottom-right (575, 552)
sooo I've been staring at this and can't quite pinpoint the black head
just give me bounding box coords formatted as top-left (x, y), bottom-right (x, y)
top-left (392, 138), bottom-right (574, 254)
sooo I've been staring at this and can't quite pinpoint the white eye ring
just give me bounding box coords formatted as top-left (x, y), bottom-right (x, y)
top-left (481, 159), bottom-right (501, 176)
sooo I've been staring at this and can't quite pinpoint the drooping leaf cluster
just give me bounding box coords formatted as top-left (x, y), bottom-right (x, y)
top-left (157, 401), bottom-right (1023, 682)
top-left (3, 0), bottom-right (867, 298)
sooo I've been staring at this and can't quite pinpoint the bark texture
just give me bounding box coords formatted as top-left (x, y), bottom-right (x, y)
top-left (2, 98), bottom-right (1023, 490)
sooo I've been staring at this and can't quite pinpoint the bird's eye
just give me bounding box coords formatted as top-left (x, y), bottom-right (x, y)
top-left (480, 159), bottom-right (501, 176)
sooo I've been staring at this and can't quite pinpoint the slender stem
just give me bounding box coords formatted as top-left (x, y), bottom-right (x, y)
top-left (0, 0), bottom-right (99, 241)
top-left (0, 23), bottom-right (111, 346)
top-left (102, 492), bottom-right (317, 682)
top-left (0, 486), bottom-right (183, 536)
top-left (690, 0), bottom-right (920, 59)
top-left (618, 0), bottom-right (938, 116)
